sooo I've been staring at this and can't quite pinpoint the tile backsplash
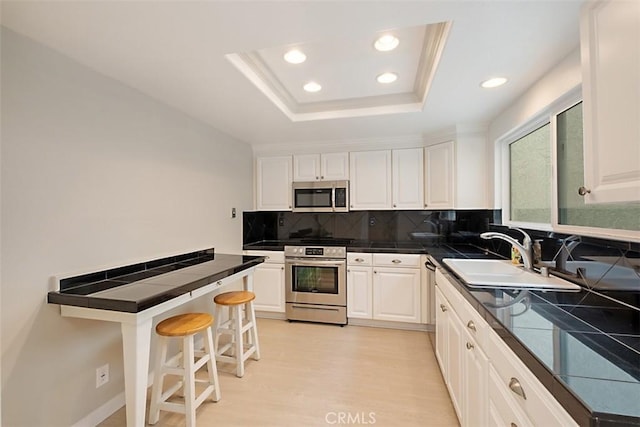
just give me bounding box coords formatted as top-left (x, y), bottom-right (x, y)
top-left (243, 209), bottom-right (499, 246)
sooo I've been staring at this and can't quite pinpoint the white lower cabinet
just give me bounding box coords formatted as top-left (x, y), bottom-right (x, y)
top-left (347, 253), bottom-right (421, 324)
top-left (435, 268), bottom-right (576, 427)
top-left (243, 251), bottom-right (285, 313)
top-left (347, 265), bottom-right (373, 319)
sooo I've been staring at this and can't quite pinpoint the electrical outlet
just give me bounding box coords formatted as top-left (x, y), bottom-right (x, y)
top-left (96, 364), bottom-right (109, 388)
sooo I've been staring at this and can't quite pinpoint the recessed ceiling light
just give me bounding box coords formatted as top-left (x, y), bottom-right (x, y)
top-left (374, 34), bottom-right (399, 52)
top-left (377, 72), bottom-right (398, 84)
top-left (481, 77), bottom-right (508, 88)
top-left (303, 81), bottom-right (322, 93)
top-left (284, 49), bottom-right (306, 64)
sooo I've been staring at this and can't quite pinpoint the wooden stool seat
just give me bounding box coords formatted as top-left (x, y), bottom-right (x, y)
top-left (213, 290), bottom-right (255, 306)
top-left (213, 290), bottom-right (260, 378)
top-left (156, 313), bottom-right (213, 337)
top-left (149, 312), bottom-right (221, 427)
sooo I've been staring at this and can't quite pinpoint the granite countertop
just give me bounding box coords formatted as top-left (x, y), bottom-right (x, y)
top-left (432, 254), bottom-right (640, 427)
top-left (48, 250), bottom-right (265, 313)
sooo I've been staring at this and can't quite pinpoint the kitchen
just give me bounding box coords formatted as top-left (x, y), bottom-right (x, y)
top-left (1, 1), bottom-right (639, 426)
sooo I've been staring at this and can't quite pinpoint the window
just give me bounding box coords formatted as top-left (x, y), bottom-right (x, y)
top-left (501, 91), bottom-right (640, 239)
top-left (509, 124), bottom-right (551, 224)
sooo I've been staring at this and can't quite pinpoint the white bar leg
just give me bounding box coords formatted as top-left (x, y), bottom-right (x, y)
top-left (121, 318), bottom-right (153, 427)
top-left (243, 272), bottom-right (254, 292)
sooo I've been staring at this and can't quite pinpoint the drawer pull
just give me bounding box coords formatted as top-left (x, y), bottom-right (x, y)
top-left (466, 342), bottom-right (474, 350)
top-left (510, 424), bottom-right (518, 427)
top-left (392, 259), bottom-right (402, 264)
top-left (467, 320), bottom-right (476, 332)
top-left (355, 258), bottom-right (365, 263)
top-left (508, 377), bottom-right (527, 400)
top-left (440, 304), bottom-right (447, 312)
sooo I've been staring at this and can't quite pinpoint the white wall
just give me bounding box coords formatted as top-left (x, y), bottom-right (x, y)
top-left (0, 27), bottom-right (253, 426)
top-left (488, 47), bottom-right (582, 209)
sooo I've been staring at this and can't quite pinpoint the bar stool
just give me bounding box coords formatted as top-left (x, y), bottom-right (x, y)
top-left (149, 312), bottom-right (221, 427)
top-left (213, 290), bottom-right (261, 377)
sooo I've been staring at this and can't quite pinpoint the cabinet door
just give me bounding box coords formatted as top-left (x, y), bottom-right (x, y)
top-left (435, 287), bottom-right (449, 377)
top-left (372, 267), bottom-right (420, 323)
top-left (252, 262), bottom-right (285, 312)
top-left (321, 152), bottom-right (349, 181)
top-left (256, 156), bottom-right (292, 210)
top-left (350, 150), bottom-right (392, 210)
top-left (446, 307), bottom-right (464, 422)
top-left (463, 330), bottom-right (489, 427)
top-left (424, 142), bottom-right (455, 209)
top-left (347, 266), bottom-right (373, 319)
top-left (581, 0), bottom-right (640, 204)
top-left (392, 148), bottom-right (424, 209)
top-left (293, 154), bottom-right (321, 181)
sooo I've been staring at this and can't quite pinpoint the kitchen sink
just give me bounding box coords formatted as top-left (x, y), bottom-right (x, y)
top-left (442, 259), bottom-right (581, 291)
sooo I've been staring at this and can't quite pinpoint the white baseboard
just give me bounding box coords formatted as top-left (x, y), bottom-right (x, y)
top-left (72, 343), bottom-right (199, 427)
top-left (71, 391), bottom-right (125, 427)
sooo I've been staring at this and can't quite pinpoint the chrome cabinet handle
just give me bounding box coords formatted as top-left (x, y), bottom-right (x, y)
top-left (440, 304), bottom-right (447, 312)
top-left (578, 186), bottom-right (591, 196)
top-left (511, 424), bottom-right (518, 427)
top-left (466, 342), bottom-right (474, 350)
top-left (355, 258), bottom-right (364, 263)
top-left (467, 320), bottom-right (476, 332)
top-left (321, 175), bottom-right (324, 179)
top-left (392, 259), bottom-right (402, 264)
top-left (509, 377), bottom-right (527, 400)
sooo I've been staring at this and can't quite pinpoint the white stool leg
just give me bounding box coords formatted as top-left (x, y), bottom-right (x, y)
top-left (233, 305), bottom-right (244, 377)
top-left (213, 304), bottom-right (222, 356)
top-left (247, 300), bottom-right (261, 360)
top-left (183, 335), bottom-right (196, 427)
top-left (148, 335), bottom-right (168, 425)
top-left (203, 325), bottom-right (221, 401)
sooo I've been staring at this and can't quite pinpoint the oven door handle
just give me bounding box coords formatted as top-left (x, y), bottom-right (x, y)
top-left (286, 259), bottom-right (346, 267)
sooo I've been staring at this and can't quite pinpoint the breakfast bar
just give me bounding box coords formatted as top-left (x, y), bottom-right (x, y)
top-left (47, 249), bottom-right (265, 427)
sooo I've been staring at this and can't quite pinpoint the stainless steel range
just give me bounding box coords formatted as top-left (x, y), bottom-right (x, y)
top-left (284, 245), bottom-right (347, 325)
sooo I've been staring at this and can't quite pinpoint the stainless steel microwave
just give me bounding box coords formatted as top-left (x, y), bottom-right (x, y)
top-left (292, 180), bottom-right (349, 212)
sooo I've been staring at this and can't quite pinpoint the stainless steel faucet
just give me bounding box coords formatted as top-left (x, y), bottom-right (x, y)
top-left (480, 227), bottom-right (534, 270)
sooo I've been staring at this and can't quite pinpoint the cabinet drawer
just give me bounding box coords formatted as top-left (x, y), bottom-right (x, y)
top-left (455, 295), bottom-right (487, 349)
top-left (487, 331), bottom-right (578, 427)
top-left (244, 250), bottom-right (284, 264)
top-left (347, 252), bottom-right (373, 266)
top-left (488, 366), bottom-right (533, 427)
top-left (373, 253), bottom-right (421, 268)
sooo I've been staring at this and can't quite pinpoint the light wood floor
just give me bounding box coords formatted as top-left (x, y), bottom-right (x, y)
top-left (99, 319), bottom-right (459, 426)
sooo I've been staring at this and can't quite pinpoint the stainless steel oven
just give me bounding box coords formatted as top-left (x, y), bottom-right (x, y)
top-left (285, 245), bottom-right (347, 325)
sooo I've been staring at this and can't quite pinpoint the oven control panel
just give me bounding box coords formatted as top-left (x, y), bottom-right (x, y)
top-left (284, 246), bottom-right (346, 258)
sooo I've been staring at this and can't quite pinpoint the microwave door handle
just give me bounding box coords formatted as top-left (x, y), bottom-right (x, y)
top-left (331, 187), bottom-right (336, 212)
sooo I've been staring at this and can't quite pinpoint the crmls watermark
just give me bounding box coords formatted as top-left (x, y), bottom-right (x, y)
top-left (325, 411), bottom-right (376, 425)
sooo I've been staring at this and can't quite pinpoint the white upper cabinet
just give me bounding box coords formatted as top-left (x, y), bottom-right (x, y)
top-left (293, 152), bottom-right (349, 181)
top-left (580, 0), bottom-right (640, 204)
top-left (392, 148), bottom-right (424, 209)
top-left (424, 141), bottom-right (455, 209)
top-left (256, 156), bottom-right (292, 211)
top-left (349, 150), bottom-right (393, 210)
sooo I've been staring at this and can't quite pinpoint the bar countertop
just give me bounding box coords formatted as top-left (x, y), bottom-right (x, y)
top-left (48, 250), bottom-right (265, 313)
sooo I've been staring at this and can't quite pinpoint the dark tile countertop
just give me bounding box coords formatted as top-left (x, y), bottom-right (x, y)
top-left (432, 255), bottom-right (640, 427)
top-left (48, 249), bottom-right (265, 313)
